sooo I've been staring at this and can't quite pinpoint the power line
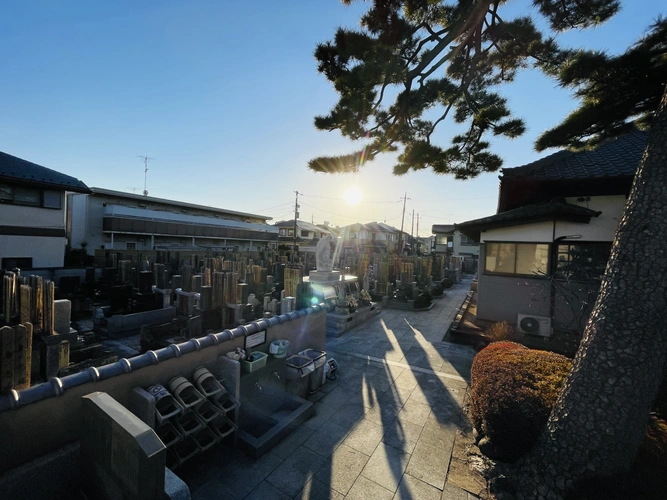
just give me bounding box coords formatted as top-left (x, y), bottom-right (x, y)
top-left (299, 201), bottom-right (403, 222)
top-left (256, 201), bottom-right (293, 212)
top-left (300, 193), bottom-right (402, 204)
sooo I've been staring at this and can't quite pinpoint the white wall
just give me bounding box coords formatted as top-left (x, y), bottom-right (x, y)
top-left (453, 229), bottom-right (479, 256)
top-left (67, 193), bottom-right (89, 249)
top-left (479, 195), bottom-right (625, 244)
top-left (556, 195), bottom-right (626, 241)
top-left (0, 202), bottom-right (64, 228)
top-left (0, 235), bottom-right (65, 268)
top-left (481, 221), bottom-right (554, 243)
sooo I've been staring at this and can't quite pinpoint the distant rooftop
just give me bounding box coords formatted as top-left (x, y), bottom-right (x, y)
top-left (501, 129), bottom-right (646, 182)
top-left (274, 220), bottom-right (334, 234)
top-left (89, 187), bottom-right (272, 222)
top-left (0, 150), bottom-right (90, 193)
top-left (432, 224), bottom-right (455, 234)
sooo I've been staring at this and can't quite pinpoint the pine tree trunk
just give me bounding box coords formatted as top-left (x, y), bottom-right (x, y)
top-left (516, 86), bottom-right (667, 499)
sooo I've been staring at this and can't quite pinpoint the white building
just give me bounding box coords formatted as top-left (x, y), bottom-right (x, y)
top-left (0, 151), bottom-right (90, 269)
top-left (67, 188), bottom-right (278, 252)
top-left (458, 130), bottom-right (644, 333)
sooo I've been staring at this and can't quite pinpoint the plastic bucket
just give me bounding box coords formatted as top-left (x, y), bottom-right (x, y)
top-left (269, 339), bottom-right (291, 358)
top-left (285, 354), bottom-right (314, 399)
top-left (298, 349), bottom-right (327, 394)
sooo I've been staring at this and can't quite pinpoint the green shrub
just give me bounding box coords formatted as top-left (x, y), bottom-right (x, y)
top-left (441, 278), bottom-right (454, 288)
top-left (431, 284), bottom-right (444, 296)
top-left (470, 342), bottom-right (572, 459)
top-left (414, 290), bottom-right (432, 308)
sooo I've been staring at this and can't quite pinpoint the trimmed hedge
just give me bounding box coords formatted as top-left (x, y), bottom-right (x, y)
top-left (470, 341), bottom-right (572, 459)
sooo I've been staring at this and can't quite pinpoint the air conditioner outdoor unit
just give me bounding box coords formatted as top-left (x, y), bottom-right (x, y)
top-left (517, 313), bottom-right (552, 337)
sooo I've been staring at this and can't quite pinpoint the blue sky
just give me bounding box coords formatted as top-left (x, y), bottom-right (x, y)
top-left (0, 1), bottom-right (662, 234)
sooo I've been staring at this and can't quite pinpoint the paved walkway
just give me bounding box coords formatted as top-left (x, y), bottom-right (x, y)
top-left (181, 278), bottom-right (479, 499)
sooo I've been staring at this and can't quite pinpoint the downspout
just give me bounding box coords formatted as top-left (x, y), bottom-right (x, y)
top-left (550, 220), bottom-right (556, 322)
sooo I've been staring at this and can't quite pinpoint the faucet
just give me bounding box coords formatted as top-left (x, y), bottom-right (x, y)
top-left (255, 381), bottom-right (262, 391)
top-left (273, 371), bottom-right (280, 380)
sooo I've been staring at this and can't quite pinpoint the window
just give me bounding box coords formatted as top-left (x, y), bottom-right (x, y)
top-left (460, 235), bottom-right (475, 245)
top-left (485, 242), bottom-right (549, 276)
top-left (0, 184), bottom-right (61, 209)
top-left (436, 235), bottom-right (448, 245)
top-left (126, 242), bottom-right (137, 250)
top-left (42, 190), bottom-right (62, 209)
top-left (554, 243), bottom-right (612, 281)
top-left (302, 231), bottom-right (310, 238)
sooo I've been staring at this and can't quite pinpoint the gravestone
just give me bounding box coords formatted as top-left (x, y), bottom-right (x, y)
top-left (54, 299), bottom-right (72, 334)
top-left (80, 392), bottom-right (166, 500)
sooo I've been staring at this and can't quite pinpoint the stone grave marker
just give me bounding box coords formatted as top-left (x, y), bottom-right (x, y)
top-left (80, 392), bottom-right (166, 500)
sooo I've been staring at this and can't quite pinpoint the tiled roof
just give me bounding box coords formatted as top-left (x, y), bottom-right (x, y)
top-left (432, 224), bottom-right (455, 234)
top-left (458, 200), bottom-right (601, 240)
top-left (0, 151), bottom-right (90, 193)
top-left (501, 129), bottom-right (647, 181)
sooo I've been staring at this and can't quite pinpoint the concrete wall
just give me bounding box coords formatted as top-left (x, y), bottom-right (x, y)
top-left (0, 235), bottom-right (66, 268)
top-left (476, 272), bottom-right (550, 323)
top-left (0, 308), bottom-right (326, 473)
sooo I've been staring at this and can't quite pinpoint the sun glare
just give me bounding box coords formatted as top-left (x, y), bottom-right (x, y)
top-left (344, 187), bottom-right (362, 205)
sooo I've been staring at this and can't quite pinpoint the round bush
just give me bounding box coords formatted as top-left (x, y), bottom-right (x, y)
top-left (470, 341), bottom-right (572, 460)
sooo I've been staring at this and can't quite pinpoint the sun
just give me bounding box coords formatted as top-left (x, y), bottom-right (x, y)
top-left (343, 187), bottom-right (362, 205)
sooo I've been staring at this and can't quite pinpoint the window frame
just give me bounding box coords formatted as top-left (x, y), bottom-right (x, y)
top-left (553, 241), bottom-right (613, 282)
top-left (0, 184), bottom-right (63, 210)
top-left (484, 241), bottom-right (551, 278)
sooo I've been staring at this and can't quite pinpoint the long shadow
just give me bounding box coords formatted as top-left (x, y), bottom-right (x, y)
top-left (177, 291), bottom-right (474, 498)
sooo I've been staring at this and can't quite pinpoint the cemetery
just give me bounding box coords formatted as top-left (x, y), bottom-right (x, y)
top-left (0, 239), bottom-right (460, 498)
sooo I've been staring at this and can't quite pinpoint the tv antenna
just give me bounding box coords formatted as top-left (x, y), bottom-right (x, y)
top-left (137, 155), bottom-right (155, 196)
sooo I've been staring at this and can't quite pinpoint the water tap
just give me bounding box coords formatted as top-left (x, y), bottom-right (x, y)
top-left (255, 381), bottom-right (262, 391)
top-left (273, 371), bottom-right (280, 380)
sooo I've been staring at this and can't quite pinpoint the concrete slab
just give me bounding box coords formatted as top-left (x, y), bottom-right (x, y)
top-left (395, 473), bottom-right (443, 500)
top-left (342, 419), bottom-right (385, 456)
top-left (302, 420), bottom-right (350, 458)
top-left (266, 447), bottom-right (326, 498)
top-left (346, 475), bottom-right (394, 500)
top-left (314, 444), bottom-right (370, 495)
top-left (360, 443), bottom-right (411, 493)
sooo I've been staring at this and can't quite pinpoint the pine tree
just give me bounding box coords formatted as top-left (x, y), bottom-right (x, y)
top-left (312, 1), bottom-right (667, 497)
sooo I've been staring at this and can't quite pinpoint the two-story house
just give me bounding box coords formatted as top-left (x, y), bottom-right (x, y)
top-left (0, 151), bottom-right (90, 269)
top-left (275, 219), bottom-right (334, 253)
top-left (432, 224), bottom-right (480, 272)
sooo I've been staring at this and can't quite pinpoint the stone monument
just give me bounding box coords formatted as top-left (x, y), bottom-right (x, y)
top-left (309, 235), bottom-right (341, 282)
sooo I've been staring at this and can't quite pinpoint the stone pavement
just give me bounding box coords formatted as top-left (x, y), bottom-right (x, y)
top-left (180, 278), bottom-right (480, 499)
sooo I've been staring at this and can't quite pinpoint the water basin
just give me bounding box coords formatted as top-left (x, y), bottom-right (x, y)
top-left (237, 364), bottom-right (313, 459)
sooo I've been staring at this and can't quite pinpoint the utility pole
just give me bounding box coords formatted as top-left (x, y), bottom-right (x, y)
top-left (416, 213), bottom-right (420, 254)
top-left (398, 192), bottom-right (410, 256)
top-left (137, 155), bottom-right (155, 196)
top-left (292, 191), bottom-right (300, 263)
top-left (410, 209), bottom-right (415, 253)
